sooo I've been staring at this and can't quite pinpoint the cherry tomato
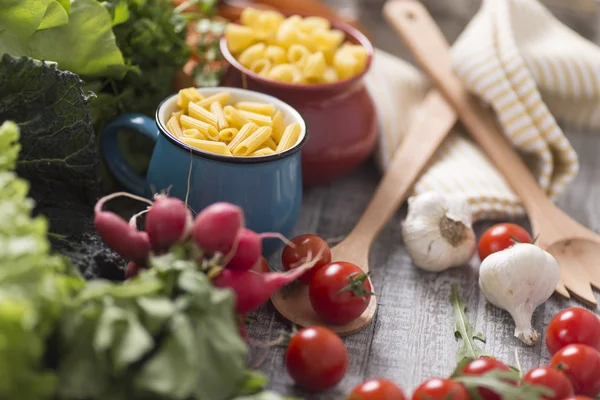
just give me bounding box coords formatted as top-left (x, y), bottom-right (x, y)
top-left (251, 256), bottom-right (271, 273)
top-left (522, 367), bottom-right (574, 400)
top-left (549, 344), bottom-right (600, 397)
top-left (285, 326), bottom-right (348, 391)
top-left (478, 223), bottom-right (532, 261)
top-left (460, 357), bottom-right (511, 400)
top-left (282, 234), bottom-right (332, 284)
top-left (348, 378), bottom-right (405, 400)
top-left (546, 307), bottom-right (600, 355)
top-left (412, 378), bottom-right (469, 400)
top-left (309, 262), bottom-right (372, 325)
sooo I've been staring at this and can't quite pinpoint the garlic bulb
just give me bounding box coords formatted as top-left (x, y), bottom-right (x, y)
top-left (479, 243), bottom-right (559, 346)
top-left (402, 192), bottom-right (476, 272)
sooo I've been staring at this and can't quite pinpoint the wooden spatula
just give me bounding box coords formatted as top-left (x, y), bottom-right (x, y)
top-left (271, 89), bottom-right (458, 335)
top-left (384, 0), bottom-right (600, 306)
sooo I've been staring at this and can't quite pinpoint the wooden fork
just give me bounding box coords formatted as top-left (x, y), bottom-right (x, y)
top-left (384, 0), bottom-right (600, 306)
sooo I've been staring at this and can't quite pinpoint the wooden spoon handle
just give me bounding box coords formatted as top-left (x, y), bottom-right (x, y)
top-left (345, 90), bottom-right (457, 245)
top-left (383, 0), bottom-right (554, 219)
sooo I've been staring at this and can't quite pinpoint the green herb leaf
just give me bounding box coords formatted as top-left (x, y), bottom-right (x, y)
top-left (451, 284), bottom-right (490, 362)
top-left (455, 370), bottom-right (554, 400)
top-left (0, 0), bottom-right (50, 37)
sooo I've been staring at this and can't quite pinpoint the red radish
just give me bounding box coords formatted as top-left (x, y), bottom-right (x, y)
top-left (125, 261), bottom-right (143, 279)
top-left (213, 259), bottom-right (318, 314)
top-left (226, 228), bottom-right (262, 271)
top-left (145, 194), bottom-right (193, 252)
top-left (192, 202), bottom-right (244, 255)
top-left (94, 193), bottom-right (152, 263)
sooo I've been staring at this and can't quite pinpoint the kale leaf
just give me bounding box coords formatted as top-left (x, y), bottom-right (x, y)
top-left (0, 54), bottom-right (120, 277)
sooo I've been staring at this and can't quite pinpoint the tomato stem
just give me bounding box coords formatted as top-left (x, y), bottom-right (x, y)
top-left (337, 272), bottom-right (376, 303)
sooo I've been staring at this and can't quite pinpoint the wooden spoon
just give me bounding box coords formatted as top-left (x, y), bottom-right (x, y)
top-left (384, 0), bottom-right (600, 306)
top-left (271, 89), bottom-right (458, 335)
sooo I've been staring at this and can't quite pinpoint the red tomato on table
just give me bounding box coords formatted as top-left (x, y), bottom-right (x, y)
top-left (460, 357), bottom-right (511, 400)
top-left (522, 367), bottom-right (574, 400)
top-left (549, 344), bottom-right (600, 397)
top-left (285, 326), bottom-right (348, 391)
top-left (412, 378), bottom-right (469, 400)
top-left (478, 223), bottom-right (532, 261)
top-left (546, 307), bottom-right (600, 355)
top-left (282, 234), bottom-right (331, 284)
top-left (348, 378), bottom-right (405, 400)
top-left (309, 262), bottom-right (373, 325)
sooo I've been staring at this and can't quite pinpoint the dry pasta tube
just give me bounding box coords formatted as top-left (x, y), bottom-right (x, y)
top-left (239, 43), bottom-right (266, 68)
top-left (236, 101), bottom-right (276, 116)
top-left (267, 64), bottom-right (304, 84)
top-left (181, 138), bottom-right (233, 156)
top-left (226, 24), bottom-right (256, 53)
top-left (287, 44), bottom-right (310, 69)
top-left (265, 137), bottom-right (277, 150)
top-left (251, 147), bottom-right (276, 157)
top-left (182, 128), bottom-right (207, 140)
top-left (176, 88), bottom-right (203, 111)
top-left (271, 111), bottom-right (285, 142)
top-left (180, 115), bottom-right (219, 140)
top-left (228, 122), bottom-right (258, 150)
top-left (188, 102), bottom-right (218, 127)
top-left (233, 126), bottom-right (272, 156)
top-left (210, 101), bottom-right (228, 130)
top-left (239, 110), bottom-right (272, 127)
top-left (265, 45), bottom-right (287, 64)
top-left (166, 116), bottom-right (183, 138)
top-left (333, 50), bottom-right (359, 80)
top-left (303, 51), bottom-right (327, 81)
top-left (197, 92), bottom-right (231, 108)
top-left (218, 128), bottom-right (238, 142)
top-left (249, 59), bottom-right (271, 76)
top-left (224, 105), bottom-right (250, 129)
top-left (276, 123), bottom-right (301, 152)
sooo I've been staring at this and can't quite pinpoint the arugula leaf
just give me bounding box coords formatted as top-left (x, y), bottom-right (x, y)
top-left (455, 370), bottom-right (553, 400)
top-left (0, 0), bottom-right (127, 78)
top-left (451, 284), bottom-right (490, 363)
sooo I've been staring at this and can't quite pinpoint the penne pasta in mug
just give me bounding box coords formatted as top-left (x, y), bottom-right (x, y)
top-left (224, 7), bottom-right (369, 85)
top-left (167, 88), bottom-right (304, 158)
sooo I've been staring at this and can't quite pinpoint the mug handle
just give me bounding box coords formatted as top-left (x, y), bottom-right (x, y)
top-left (100, 113), bottom-right (159, 197)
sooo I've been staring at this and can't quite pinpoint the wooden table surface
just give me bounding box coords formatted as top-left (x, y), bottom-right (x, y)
top-left (248, 1), bottom-right (600, 398)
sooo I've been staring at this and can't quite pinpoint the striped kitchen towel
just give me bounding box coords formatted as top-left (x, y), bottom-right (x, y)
top-left (366, 0), bottom-right (599, 221)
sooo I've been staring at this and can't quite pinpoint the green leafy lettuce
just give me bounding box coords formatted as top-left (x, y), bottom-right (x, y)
top-left (0, 121), bottom-right (84, 400)
top-left (0, 0), bottom-right (127, 78)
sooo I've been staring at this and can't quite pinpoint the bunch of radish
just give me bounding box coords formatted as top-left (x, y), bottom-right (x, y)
top-left (94, 192), bottom-right (318, 319)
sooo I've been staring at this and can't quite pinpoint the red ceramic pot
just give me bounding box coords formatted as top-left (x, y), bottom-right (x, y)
top-left (220, 19), bottom-right (377, 187)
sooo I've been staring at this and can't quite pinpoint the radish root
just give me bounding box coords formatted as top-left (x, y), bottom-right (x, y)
top-left (95, 191), bottom-right (153, 214)
top-left (258, 232), bottom-right (295, 248)
top-left (129, 208), bottom-right (150, 229)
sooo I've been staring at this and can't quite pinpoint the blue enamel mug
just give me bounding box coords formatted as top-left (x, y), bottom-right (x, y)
top-left (100, 87), bottom-right (308, 255)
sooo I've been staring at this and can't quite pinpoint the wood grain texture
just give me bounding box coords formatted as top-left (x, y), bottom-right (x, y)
top-left (247, 1), bottom-right (600, 398)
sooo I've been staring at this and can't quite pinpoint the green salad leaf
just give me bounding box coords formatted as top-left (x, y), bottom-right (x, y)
top-left (451, 284), bottom-right (490, 363)
top-left (0, 54), bottom-right (100, 237)
top-left (56, 248), bottom-right (250, 400)
top-left (0, 121), bottom-right (84, 400)
top-left (0, 0), bottom-right (51, 37)
top-left (0, 0), bottom-right (127, 78)
top-left (37, 0), bottom-right (70, 31)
